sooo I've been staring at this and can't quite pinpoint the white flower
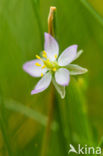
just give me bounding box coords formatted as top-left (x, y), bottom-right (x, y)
top-left (23, 33), bottom-right (88, 99)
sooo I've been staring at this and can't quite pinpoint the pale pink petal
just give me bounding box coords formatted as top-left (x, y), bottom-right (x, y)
top-left (44, 32), bottom-right (59, 61)
top-left (23, 59), bottom-right (47, 77)
top-left (58, 45), bottom-right (78, 66)
top-left (74, 49), bottom-right (83, 61)
top-left (55, 68), bottom-right (70, 86)
top-left (31, 72), bottom-right (52, 94)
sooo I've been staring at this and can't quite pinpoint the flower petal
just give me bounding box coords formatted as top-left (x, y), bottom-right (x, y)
top-left (23, 59), bottom-right (47, 77)
top-left (52, 78), bottom-right (65, 99)
top-left (58, 45), bottom-right (78, 66)
top-left (44, 32), bottom-right (59, 61)
top-left (67, 64), bottom-right (88, 75)
top-left (31, 72), bottom-right (52, 94)
top-left (73, 49), bottom-right (83, 61)
top-left (55, 68), bottom-right (70, 86)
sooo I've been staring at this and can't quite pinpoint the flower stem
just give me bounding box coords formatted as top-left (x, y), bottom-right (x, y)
top-left (40, 6), bottom-right (56, 156)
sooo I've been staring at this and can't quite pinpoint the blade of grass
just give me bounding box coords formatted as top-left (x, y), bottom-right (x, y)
top-left (0, 91), bottom-right (12, 156)
top-left (80, 0), bottom-right (103, 27)
top-left (0, 118), bottom-right (13, 156)
top-left (4, 99), bottom-right (57, 131)
top-left (66, 78), bottom-right (93, 145)
top-left (31, 0), bottom-right (44, 48)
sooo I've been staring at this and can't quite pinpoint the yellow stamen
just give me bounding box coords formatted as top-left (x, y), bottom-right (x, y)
top-left (42, 54), bottom-right (47, 58)
top-left (41, 73), bottom-right (43, 77)
top-left (35, 62), bottom-right (41, 66)
top-left (47, 59), bottom-right (51, 64)
top-left (43, 51), bottom-right (47, 55)
top-left (43, 59), bottom-right (51, 67)
top-left (36, 55), bottom-right (41, 59)
top-left (52, 68), bottom-right (56, 72)
top-left (42, 65), bottom-right (46, 69)
top-left (54, 54), bottom-right (57, 59)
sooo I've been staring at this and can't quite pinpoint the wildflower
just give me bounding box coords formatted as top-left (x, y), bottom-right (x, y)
top-left (23, 33), bottom-right (88, 98)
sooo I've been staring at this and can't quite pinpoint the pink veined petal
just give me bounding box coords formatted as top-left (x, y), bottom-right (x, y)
top-left (58, 45), bottom-right (78, 66)
top-left (44, 32), bottom-right (59, 61)
top-left (31, 72), bottom-right (52, 95)
top-left (23, 59), bottom-right (47, 77)
top-left (74, 49), bottom-right (83, 61)
top-left (55, 68), bottom-right (70, 86)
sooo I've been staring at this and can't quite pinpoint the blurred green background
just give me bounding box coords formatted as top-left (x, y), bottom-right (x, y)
top-left (0, 0), bottom-right (103, 155)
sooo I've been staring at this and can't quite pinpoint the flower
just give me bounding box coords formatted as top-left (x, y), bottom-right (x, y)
top-left (23, 33), bottom-right (88, 99)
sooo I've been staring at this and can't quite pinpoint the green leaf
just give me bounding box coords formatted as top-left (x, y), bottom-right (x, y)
top-left (0, 91), bottom-right (12, 156)
top-left (80, 0), bottom-right (103, 27)
top-left (65, 78), bottom-right (93, 145)
top-left (4, 99), bottom-right (58, 131)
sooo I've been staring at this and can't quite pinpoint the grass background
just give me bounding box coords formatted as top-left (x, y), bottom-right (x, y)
top-left (0, 0), bottom-right (103, 155)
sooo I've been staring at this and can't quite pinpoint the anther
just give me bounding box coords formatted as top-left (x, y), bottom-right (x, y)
top-left (41, 73), bottom-right (43, 77)
top-left (35, 63), bottom-right (41, 66)
top-left (42, 54), bottom-right (47, 58)
top-left (54, 54), bottom-right (57, 59)
top-left (36, 55), bottom-right (41, 59)
top-left (43, 51), bottom-right (47, 55)
top-left (42, 65), bottom-right (46, 69)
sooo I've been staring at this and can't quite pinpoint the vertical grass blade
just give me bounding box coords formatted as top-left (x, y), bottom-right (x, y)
top-left (0, 91), bottom-right (12, 156)
top-left (80, 0), bottom-right (103, 27)
top-left (31, 0), bottom-right (44, 48)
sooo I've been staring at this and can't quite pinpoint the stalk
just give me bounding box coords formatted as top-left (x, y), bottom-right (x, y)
top-left (40, 6), bottom-right (56, 156)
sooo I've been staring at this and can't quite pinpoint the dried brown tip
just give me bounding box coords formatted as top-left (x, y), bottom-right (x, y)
top-left (50, 6), bottom-right (56, 11)
top-left (48, 6), bottom-right (56, 36)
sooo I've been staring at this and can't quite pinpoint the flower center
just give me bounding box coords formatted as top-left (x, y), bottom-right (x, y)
top-left (35, 51), bottom-right (59, 75)
top-left (43, 59), bottom-right (59, 71)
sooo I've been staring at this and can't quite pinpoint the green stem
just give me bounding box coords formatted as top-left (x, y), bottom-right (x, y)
top-left (55, 95), bottom-right (67, 156)
top-left (41, 85), bottom-right (55, 156)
